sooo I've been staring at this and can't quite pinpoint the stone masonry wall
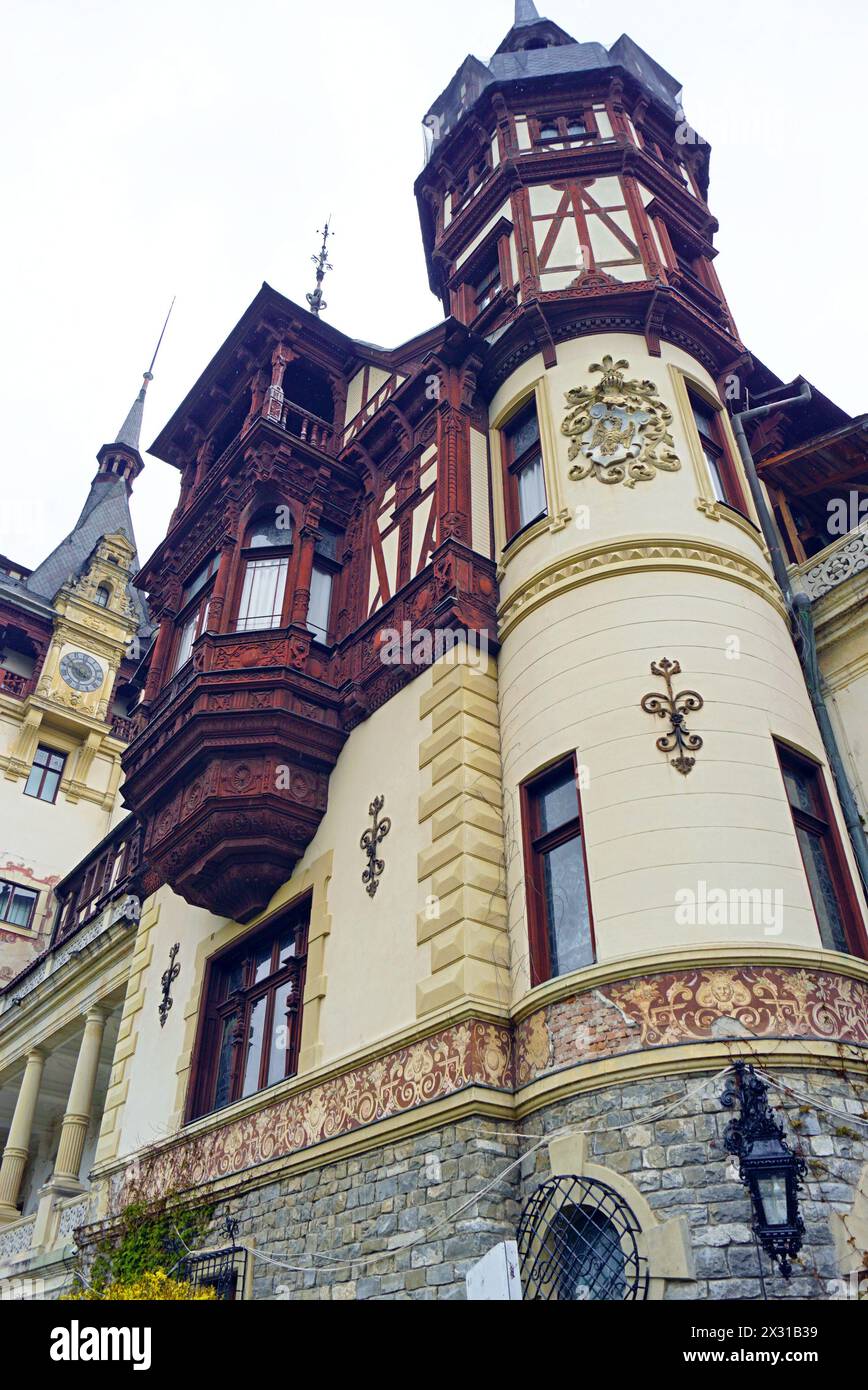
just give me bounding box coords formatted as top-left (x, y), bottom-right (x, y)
top-left (199, 1067), bottom-right (867, 1300)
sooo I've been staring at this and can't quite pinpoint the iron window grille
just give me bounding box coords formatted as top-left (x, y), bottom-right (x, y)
top-left (517, 1175), bottom-right (648, 1301)
top-left (176, 1246), bottom-right (249, 1301)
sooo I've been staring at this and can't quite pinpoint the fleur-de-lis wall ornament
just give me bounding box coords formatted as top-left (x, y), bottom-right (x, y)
top-left (360, 795), bottom-right (391, 898)
top-left (159, 942), bottom-right (181, 1028)
top-left (641, 658), bottom-right (704, 776)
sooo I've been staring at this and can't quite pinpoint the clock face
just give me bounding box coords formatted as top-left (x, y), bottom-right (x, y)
top-left (59, 651), bottom-right (104, 693)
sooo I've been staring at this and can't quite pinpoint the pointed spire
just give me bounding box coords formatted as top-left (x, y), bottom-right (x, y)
top-left (112, 298), bottom-right (175, 453)
top-left (515, 0), bottom-right (541, 24)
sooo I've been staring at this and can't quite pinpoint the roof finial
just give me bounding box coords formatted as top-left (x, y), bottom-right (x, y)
top-left (515, 0), bottom-right (541, 24)
top-left (114, 298), bottom-right (175, 450)
top-left (306, 219), bottom-right (334, 317)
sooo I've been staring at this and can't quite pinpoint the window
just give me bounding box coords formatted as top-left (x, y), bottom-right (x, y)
top-left (0, 879), bottom-right (38, 929)
top-left (234, 509), bottom-right (293, 634)
top-left (236, 557), bottom-right (289, 633)
top-left (522, 756), bottom-right (594, 984)
top-left (689, 390), bottom-right (747, 513)
top-left (172, 554), bottom-right (219, 673)
top-left (535, 114), bottom-right (592, 145)
top-left (307, 524), bottom-right (341, 644)
top-left (189, 904), bottom-right (309, 1120)
top-left (776, 743), bottom-right (865, 957)
top-left (472, 258), bottom-right (501, 315)
top-left (502, 397), bottom-right (547, 539)
top-left (549, 1205), bottom-right (627, 1301)
top-left (24, 745), bottom-right (66, 803)
top-left (94, 584), bottom-right (111, 608)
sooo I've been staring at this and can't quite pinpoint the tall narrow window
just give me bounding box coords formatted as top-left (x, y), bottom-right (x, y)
top-left (94, 584), bottom-right (111, 608)
top-left (172, 553), bottom-right (218, 674)
top-left (776, 743), bottom-right (865, 957)
top-left (502, 397), bottom-right (548, 539)
top-left (522, 756), bottom-right (594, 984)
top-left (0, 879), bottom-right (38, 929)
top-left (24, 745), bottom-right (66, 803)
top-left (189, 903), bottom-right (309, 1121)
top-left (689, 390), bottom-right (747, 513)
top-left (307, 524), bottom-right (341, 645)
top-left (234, 509), bottom-right (293, 634)
top-left (472, 257), bottom-right (501, 315)
top-left (236, 557), bottom-right (289, 633)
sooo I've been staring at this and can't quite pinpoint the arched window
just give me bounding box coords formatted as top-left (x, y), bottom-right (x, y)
top-left (94, 584), bottom-right (111, 608)
top-left (235, 506), bottom-right (293, 634)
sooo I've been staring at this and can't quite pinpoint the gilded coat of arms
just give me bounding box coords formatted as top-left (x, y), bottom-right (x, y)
top-left (562, 355), bottom-right (682, 488)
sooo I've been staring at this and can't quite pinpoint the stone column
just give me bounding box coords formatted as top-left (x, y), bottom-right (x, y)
top-left (50, 1007), bottom-right (109, 1191)
top-left (0, 1049), bottom-right (45, 1224)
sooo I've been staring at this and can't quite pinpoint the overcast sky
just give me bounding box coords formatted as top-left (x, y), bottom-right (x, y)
top-left (1, 0), bottom-right (866, 572)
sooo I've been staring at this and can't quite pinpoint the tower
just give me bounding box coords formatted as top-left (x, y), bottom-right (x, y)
top-left (0, 369), bottom-right (153, 981)
top-left (0, 3), bottom-right (866, 1303)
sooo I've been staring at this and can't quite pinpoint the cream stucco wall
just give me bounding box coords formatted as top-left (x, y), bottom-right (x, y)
top-left (489, 336), bottom-right (866, 1002)
top-left (111, 675), bottom-right (432, 1161)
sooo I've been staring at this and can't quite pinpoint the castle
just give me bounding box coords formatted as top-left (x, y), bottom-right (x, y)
top-left (1, 2), bottom-right (866, 1301)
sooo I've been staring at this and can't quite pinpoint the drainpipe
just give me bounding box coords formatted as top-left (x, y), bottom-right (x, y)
top-left (732, 385), bottom-right (868, 896)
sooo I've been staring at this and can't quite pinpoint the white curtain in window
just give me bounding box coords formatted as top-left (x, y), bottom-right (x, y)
top-left (0, 883), bottom-right (35, 927)
top-left (518, 454), bottom-right (547, 526)
top-left (236, 558), bottom-right (289, 632)
top-left (307, 564), bottom-right (333, 642)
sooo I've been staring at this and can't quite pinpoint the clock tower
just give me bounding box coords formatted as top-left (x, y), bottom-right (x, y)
top-left (0, 371), bottom-right (154, 981)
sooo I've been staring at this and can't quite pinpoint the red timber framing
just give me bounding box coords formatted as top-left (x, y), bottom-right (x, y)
top-left (122, 287), bottom-right (498, 923)
top-left (415, 61), bottom-right (736, 385)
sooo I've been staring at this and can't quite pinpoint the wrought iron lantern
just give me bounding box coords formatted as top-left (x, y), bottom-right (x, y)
top-left (721, 1061), bottom-right (807, 1279)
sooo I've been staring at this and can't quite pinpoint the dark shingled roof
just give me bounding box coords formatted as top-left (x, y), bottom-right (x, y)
top-left (1, 378), bottom-right (155, 638)
top-left (424, 8), bottom-right (685, 157)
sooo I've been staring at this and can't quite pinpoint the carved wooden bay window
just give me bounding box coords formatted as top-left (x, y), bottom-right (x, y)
top-left (189, 901), bottom-right (310, 1121)
top-left (523, 755), bottom-right (595, 986)
top-left (775, 742), bottom-right (867, 958)
top-left (502, 395), bottom-right (548, 540)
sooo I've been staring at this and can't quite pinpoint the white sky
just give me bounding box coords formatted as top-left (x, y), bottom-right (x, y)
top-left (1, 0), bottom-right (866, 572)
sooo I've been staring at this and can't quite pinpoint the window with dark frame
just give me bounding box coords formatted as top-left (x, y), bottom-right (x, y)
top-left (536, 115), bottom-right (591, 144)
top-left (688, 389), bottom-right (747, 513)
top-left (522, 756), bottom-right (595, 985)
top-left (235, 512), bottom-right (294, 635)
top-left (24, 745), bottom-right (66, 803)
top-left (502, 397), bottom-right (548, 539)
top-left (307, 523), bottom-right (341, 645)
top-left (189, 902), bottom-right (310, 1121)
top-left (472, 257), bottom-right (502, 315)
top-left (173, 553), bottom-right (219, 672)
top-left (776, 743), bottom-right (865, 958)
top-left (0, 878), bottom-right (38, 930)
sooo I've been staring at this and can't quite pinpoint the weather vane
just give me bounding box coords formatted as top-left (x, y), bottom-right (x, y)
top-left (306, 218), bottom-right (334, 317)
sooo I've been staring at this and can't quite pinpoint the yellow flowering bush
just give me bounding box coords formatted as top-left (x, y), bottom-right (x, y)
top-left (64, 1270), bottom-right (216, 1301)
